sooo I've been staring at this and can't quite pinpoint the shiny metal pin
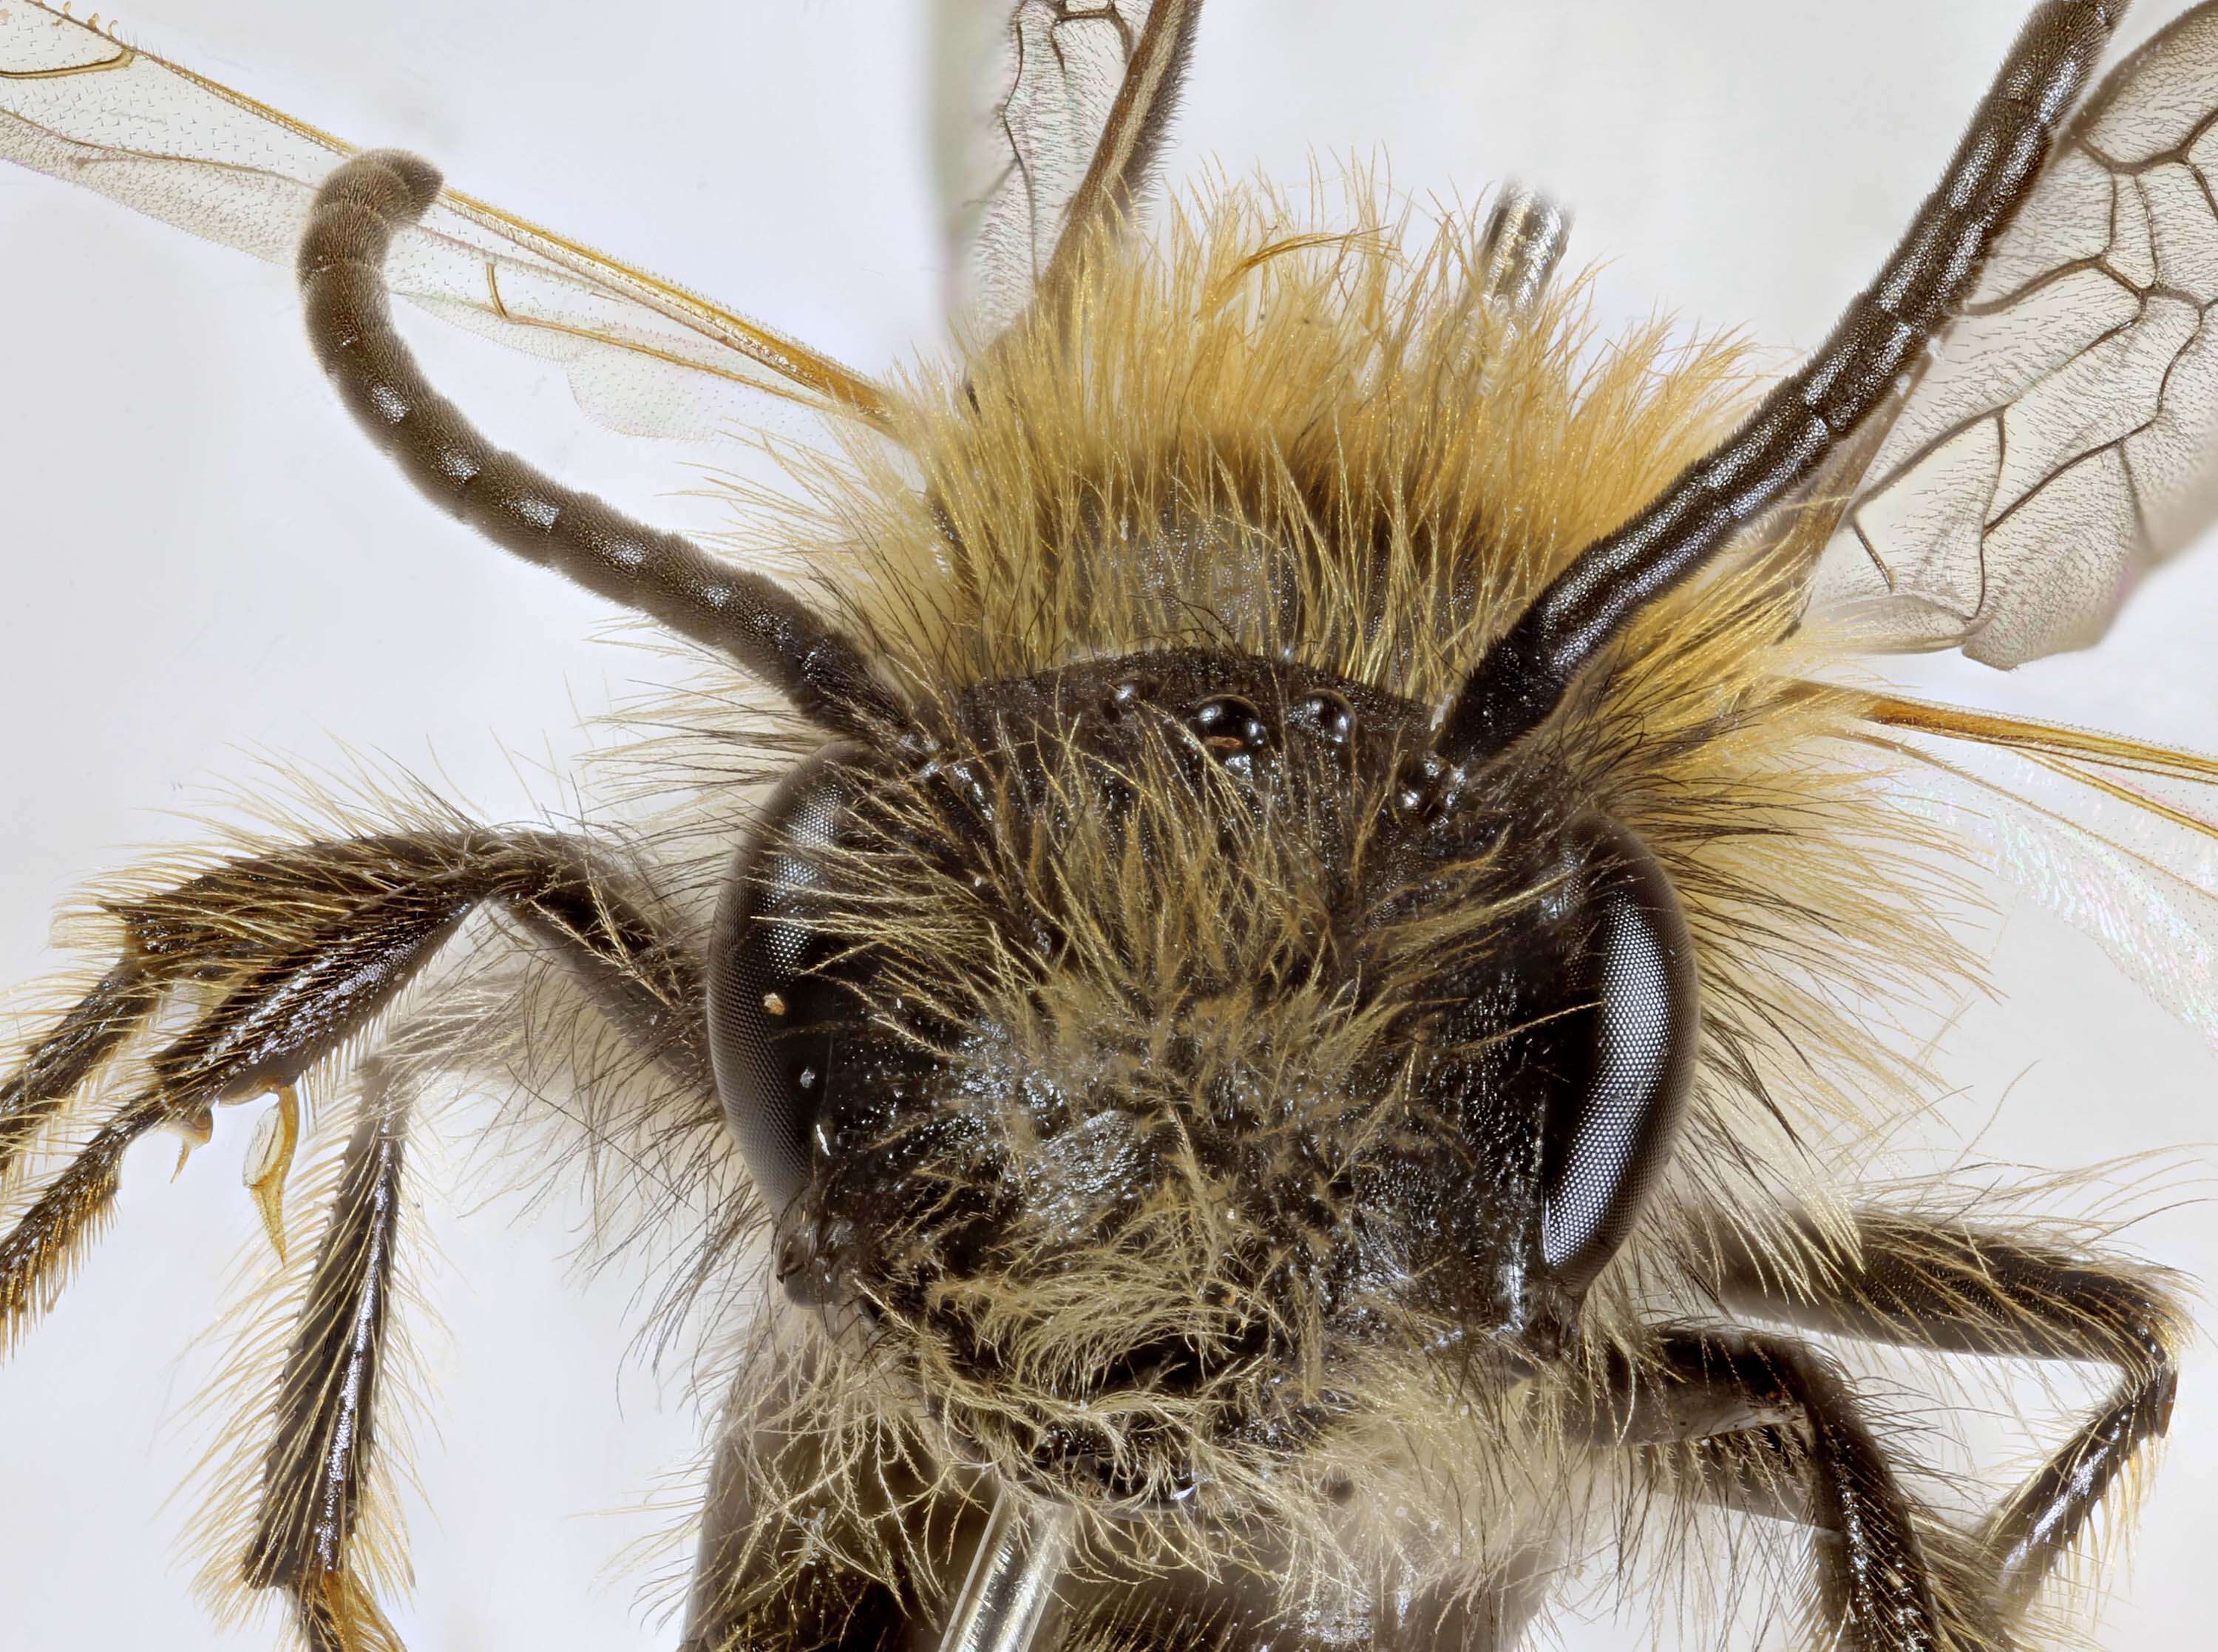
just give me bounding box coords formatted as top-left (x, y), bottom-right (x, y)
top-left (1477, 183), bottom-right (1573, 312)
top-left (932, 1492), bottom-right (1076, 1652)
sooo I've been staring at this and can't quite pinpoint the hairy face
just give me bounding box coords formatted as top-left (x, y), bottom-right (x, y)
top-left (697, 181), bottom-right (1944, 1574)
top-left (718, 648), bottom-right (1627, 1511)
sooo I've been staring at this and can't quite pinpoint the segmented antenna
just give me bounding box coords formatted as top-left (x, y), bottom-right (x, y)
top-left (1438, 0), bottom-right (2127, 765)
top-left (296, 150), bottom-right (905, 741)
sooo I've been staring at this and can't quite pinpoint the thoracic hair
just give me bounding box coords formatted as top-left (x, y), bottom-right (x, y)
top-left (676, 177), bottom-right (1985, 1627)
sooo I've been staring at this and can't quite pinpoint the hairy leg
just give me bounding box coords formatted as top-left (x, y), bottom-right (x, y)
top-left (0, 962), bottom-right (159, 1184)
top-left (245, 1055), bottom-right (417, 1652)
top-left (1708, 1210), bottom-right (2181, 1619)
top-left (0, 826), bottom-right (708, 1343)
top-left (0, 826), bottom-right (715, 1645)
top-left (1585, 1328), bottom-right (1947, 1652)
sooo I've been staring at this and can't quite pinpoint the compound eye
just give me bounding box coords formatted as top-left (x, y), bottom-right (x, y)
top-left (708, 744), bottom-right (860, 1220)
top-left (1537, 816), bottom-right (1699, 1297)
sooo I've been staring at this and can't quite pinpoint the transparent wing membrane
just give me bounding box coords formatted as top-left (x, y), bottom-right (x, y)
top-left (1852, 691), bottom-right (2218, 1051)
top-left (944, 0), bottom-right (1168, 333)
top-left (1811, 4), bottom-right (2218, 667)
top-left (0, 1), bottom-right (889, 437)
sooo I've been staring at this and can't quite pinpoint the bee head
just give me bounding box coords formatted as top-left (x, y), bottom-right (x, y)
top-left (708, 650), bottom-right (1696, 1510)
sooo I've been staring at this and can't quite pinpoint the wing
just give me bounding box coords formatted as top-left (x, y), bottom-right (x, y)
top-left (1848, 693), bottom-right (2218, 1052)
top-left (0, 1), bottom-right (889, 438)
top-left (1808, 4), bottom-right (2218, 667)
top-left (935, 0), bottom-right (1201, 334)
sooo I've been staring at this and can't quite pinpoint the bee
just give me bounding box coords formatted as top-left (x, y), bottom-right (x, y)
top-left (4, 2), bottom-right (2218, 1649)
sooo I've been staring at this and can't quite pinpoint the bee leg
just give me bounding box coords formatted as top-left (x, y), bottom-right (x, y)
top-left (1651, 1420), bottom-right (2031, 1650)
top-left (0, 962), bottom-right (160, 1189)
top-left (1665, 1424), bottom-right (1833, 1529)
top-left (0, 828), bottom-right (708, 1352)
top-left (1584, 1330), bottom-right (1945, 1652)
top-left (1709, 1211), bottom-right (2182, 1622)
top-left (243, 1054), bottom-right (416, 1652)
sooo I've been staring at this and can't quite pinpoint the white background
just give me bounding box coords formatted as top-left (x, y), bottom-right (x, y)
top-left (3, 2), bottom-right (2217, 1648)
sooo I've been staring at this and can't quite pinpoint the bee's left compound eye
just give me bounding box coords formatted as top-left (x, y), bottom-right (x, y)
top-left (708, 746), bottom-right (861, 1224)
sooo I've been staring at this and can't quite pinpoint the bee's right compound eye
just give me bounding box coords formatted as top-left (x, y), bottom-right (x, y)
top-left (708, 745), bottom-right (861, 1226)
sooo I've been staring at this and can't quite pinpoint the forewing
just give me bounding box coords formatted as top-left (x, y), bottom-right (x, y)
top-left (1809, 4), bottom-right (2218, 667)
top-left (0, 2), bottom-right (889, 437)
top-left (942, 1), bottom-right (1197, 333)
